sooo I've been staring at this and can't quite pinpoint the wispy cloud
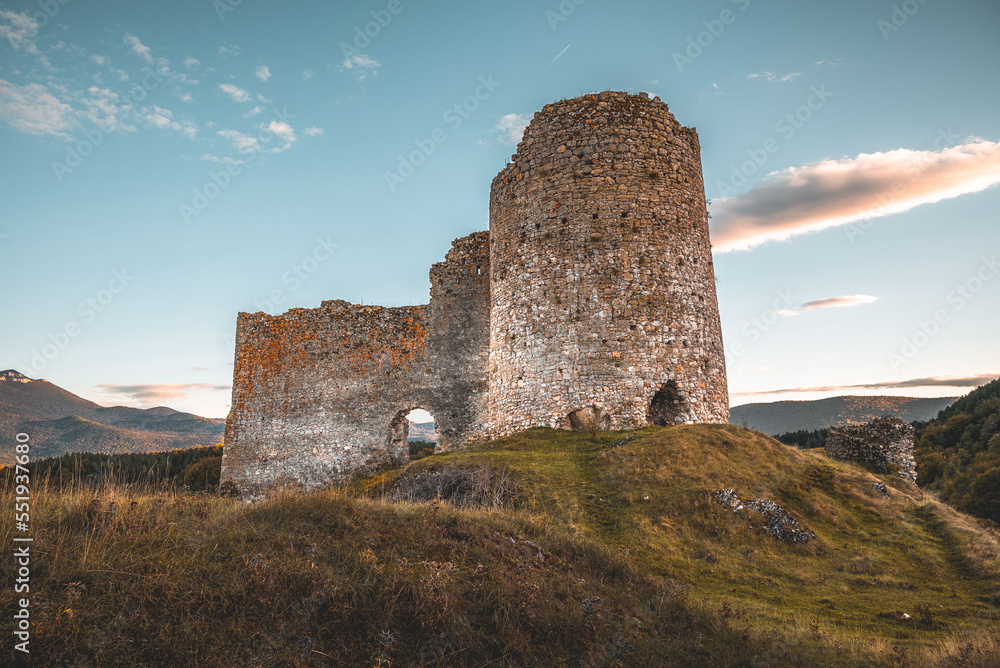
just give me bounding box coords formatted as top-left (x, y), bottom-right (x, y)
top-left (747, 70), bottom-right (800, 83)
top-left (339, 54), bottom-right (379, 81)
top-left (78, 86), bottom-right (134, 132)
top-left (123, 33), bottom-right (153, 64)
top-left (301, 69), bottom-right (314, 82)
top-left (266, 120), bottom-right (294, 141)
top-left (263, 119), bottom-right (295, 151)
top-left (493, 113), bottom-right (530, 146)
top-left (776, 294), bottom-right (879, 317)
top-left (98, 383), bottom-right (231, 407)
top-left (731, 374), bottom-right (999, 398)
top-left (255, 65), bottom-right (271, 82)
top-left (0, 79), bottom-right (76, 137)
top-left (243, 105), bottom-right (262, 118)
top-left (304, 126), bottom-right (324, 136)
top-left (0, 10), bottom-right (43, 59)
top-left (140, 105), bottom-right (197, 139)
top-left (218, 82), bottom-right (251, 102)
top-left (216, 120), bottom-right (296, 155)
top-left (217, 128), bottom-right (260, 153)
top-left (183, 56), bottom-right (200, 69)
top-left (711, 140), bottom-right (1000, 252)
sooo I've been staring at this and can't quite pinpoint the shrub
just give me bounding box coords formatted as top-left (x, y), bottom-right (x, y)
top-left (183, 456), bottom-right (221, 492)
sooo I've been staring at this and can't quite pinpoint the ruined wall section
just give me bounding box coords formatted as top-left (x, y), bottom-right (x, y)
top-left (825, 416), bottom-right (917, 483)
top-left (222, 302), bottom-right (429, 496)
top-left (425, 232), bottom-right (491, 448)
top-left (222, 233), bottom-right (491, 496)
top-left (487, 92), bottom-right (729, 437)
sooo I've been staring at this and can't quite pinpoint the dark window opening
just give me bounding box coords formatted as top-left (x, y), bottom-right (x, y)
top-left (647, 382), bottom-right (685, 427)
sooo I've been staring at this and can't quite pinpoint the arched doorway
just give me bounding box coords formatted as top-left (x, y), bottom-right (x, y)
top-left (647, 381), bottom-right (686, 426)
top-left (389, 408), bottom-right (439, 461)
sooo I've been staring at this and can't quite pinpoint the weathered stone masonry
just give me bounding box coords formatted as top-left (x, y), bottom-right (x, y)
top-left (222, 234), bottom-right (490, 496)
top-left (223, 92), bottom-right (730, 495)
top-left (825, 416), bottom-right (917, 483)
top-left (488, 92), bottom-right (728, 436)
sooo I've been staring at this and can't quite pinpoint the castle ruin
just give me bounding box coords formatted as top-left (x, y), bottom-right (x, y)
top-left (825, 416), bottom-right (917, 483)
top-left (222, 92), bottom-right (729, 496)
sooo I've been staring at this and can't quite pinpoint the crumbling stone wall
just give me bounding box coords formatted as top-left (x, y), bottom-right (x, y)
top-left (825, 416), bottom-right (917, 483)
top-left (222, 233), bottom-right (489, 496)
top-left (487, 92), bottom-right (729, 436)
top-left (223, 92), bottom-right (733, 495)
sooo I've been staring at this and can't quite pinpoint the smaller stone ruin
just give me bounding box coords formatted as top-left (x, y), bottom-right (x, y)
top-left (824, 416), bottom-right (917, 483)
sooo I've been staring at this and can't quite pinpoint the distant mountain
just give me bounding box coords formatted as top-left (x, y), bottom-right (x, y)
top-left (0, 370), bottom-right (224, 466)
top-left (407, 421), bottom-right (439, 443)
top-left (729, 395), bottom-right (958, 435)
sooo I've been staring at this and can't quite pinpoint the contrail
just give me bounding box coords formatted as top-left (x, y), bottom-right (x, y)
top-left (541, 44), bottom-right (572, 74)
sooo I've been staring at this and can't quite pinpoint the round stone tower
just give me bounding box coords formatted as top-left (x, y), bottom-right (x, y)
top-left (487, 91), bottom-right (728, 437)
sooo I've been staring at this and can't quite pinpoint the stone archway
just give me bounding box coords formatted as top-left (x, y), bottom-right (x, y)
top-left (389, 408), bottom-right (440, 462)
top-left (647, 381), bottom-right (685, 426)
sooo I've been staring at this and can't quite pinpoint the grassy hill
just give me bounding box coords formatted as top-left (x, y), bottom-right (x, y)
top-left (6, 425), bottom-right (1000, 666)
top-left (730, 396), bottom-right (957, 435)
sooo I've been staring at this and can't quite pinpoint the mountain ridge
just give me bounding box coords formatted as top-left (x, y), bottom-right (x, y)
top-left (0, 369), bottom-right (224, 465)
top-left (729, 394), bottom-right (957, 434)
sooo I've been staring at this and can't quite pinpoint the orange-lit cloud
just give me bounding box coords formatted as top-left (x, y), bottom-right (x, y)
top-left (97, 383), bottom-right (231, 407)
top-left (776, 294), bottom-right (879, 317)
top-left (711, 140), bottom-right (1000, 252)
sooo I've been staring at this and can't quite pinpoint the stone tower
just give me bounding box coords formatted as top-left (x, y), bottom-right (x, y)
top-left (486, 92), bottom-right (728, 437)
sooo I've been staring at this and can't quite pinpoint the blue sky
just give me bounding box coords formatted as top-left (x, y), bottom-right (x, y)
top-left (1, 0), bottom-right (998, 419)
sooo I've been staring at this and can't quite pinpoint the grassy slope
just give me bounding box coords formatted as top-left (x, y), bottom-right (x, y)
top-left (359, 425), bottom-right (1000, 662)
top-left (6, 425), bottom-right (1000, 666)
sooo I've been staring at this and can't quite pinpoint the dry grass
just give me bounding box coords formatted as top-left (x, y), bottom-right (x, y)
top-left (6, 425), bottom-right (1000, 666)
